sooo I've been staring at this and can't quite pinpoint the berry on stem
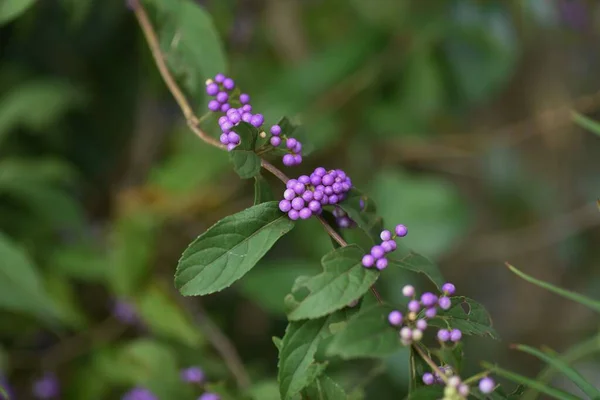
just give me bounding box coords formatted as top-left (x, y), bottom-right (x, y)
top-left (402, 285), bottom-right (415, 297)
top-left (478, 377), bottom-right (495, 394)
top-left (388, 310), bottom-right (403, 326)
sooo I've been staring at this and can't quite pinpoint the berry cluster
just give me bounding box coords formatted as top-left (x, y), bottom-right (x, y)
top-left (206, 73), bottom-right (303, 165)
top-left (361, 224), bottom-right (407, 271)
top-left (387, 283), bottom-right (457, 346)
top-left (422, 367), bottom-right (495, 400)
top-left (279, 167), bottom-right (352, 220)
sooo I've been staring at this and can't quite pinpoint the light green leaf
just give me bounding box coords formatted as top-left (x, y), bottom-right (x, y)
top-left (286, 245), bottom-right (379, 320)
top-left (327, 304), bottom-right (401, 359)
top-left (482, 362), bottom-right (580, 400)
top-left (428, 296), bottom-right (499, 339)
top-left (388, 244), bottom-right (445, 290)
top-left (407, 386), bottom-right (444, 400)
top-left (0, 158), bottom-right (76, 186)
top-left (230, 150), bottom-right (262, 179)
top-left (507, 263), bottom-right (600, 313)
top-left (278, 312), bottom-right (346, 399)
top-left (514, 344), bottom-right (600, 399)
top-left (254, 174), bottom-right (275, 205)
top-left (0, 232), bottom-right (61, 322)
top-left (149, 0), bottom-right (226, 104)
top-left (303, 375), bottom-right (347, 400)
top-left (135, 283), bottom-right (203, 347)
top-left (0, 0), bottom-right (37, 25)
top-left (572, 111), bottom-right (600, 137)
top-left (176, 202), bottom-right (295, 296)
top-left (248, 380), bottom-right (282, 400)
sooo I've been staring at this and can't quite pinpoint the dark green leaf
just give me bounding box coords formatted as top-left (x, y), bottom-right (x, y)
top-left (233, 122), bottom-right (259, 150)
top-left (286, 245), bottom-right (379, 321)
top-left (149, 0), bottom-right (226, 104)
top-left (254, 174), bottom-right (275, 205)
top-left (428, 296), bottom-right (499, 339)
top-left (514, 344), bottom-right (600, 399)
top-left (176, 202), bottom-right (294, 296)
top-left (406, 386), bottom-right (444, 400)
top-left (337, 189), bottom-right (382, 242)
top-left (230, 150), bottom-right (262, 179)
top-left (327, 304), bottom-right (401, 359)
top-left (388, 244), bottom-right (445, 289)
top-left (278, 312), bottom-right (346, 399)
top-left (482, 362), bottom-right (580, 400)
top-left (433, 342), bottom-right (464, 374)
top-left (572, 111), bottom-right (600, 137)
top-left (0, 0), bottom-right (37, 25)
top-left (303, 375), bottom-right (347, 400)
top-left (507, 263), bottom-right (600, 313)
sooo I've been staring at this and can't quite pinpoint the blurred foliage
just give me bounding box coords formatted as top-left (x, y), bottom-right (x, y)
top-left (1, 0), bottom-right (600, 399)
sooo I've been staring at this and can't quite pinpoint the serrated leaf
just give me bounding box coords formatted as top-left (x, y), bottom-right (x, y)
top-left (327, 304), bottom-right (401, 359)
top-left (230, 150), bottom-right (262, 179)
top-left (507, 263), bottom-right (600, 313)
top-left (303, 375), bottom-right (347, 400)
top-left (572, 111), bottom-right (600, 137)
top-left (254, 174), bottom-right (275, 205)
top-left (406, 386), bottom-right (444, 400)
top-left (176, 202), bottom-right (294, 296)
top-left (482, 362), bottom-right (580, 400)
top-left (428, 296), bottom-right (499, 339)
top-left (149, 0), bottom-right (226, 105)
top-left (278, 312), bottom-right (346, 399)
top-left (388, 244), bottom-right (445, 289)
top-left (286, 245), bottom-right (379, 320)
top-left (0, 0), bottom-right (36, 25)
top-left (273, 336), bottom-right (283, 351)
top-left (514, 344), bottom-right (600, 399)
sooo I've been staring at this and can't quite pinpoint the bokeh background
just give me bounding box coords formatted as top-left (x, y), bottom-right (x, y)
top-left (1, 0), bottom-right (600, 399)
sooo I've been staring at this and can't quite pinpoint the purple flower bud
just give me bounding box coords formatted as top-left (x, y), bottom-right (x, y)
top-left (239, 93), bottom-right (250, 104)
top-left (438, 296), bottom-right (451, 310)
top-left (478, 377), bottom-right (495, 394)
top-left (206, 83), bottom-right (219, 96)
top-left (450, 329), bottom-right (462, 342)
top-left (380, 230), bottom-right (392, 241)
top-left (270, 125), bottom-right (282, 136)
top-left (395, 224), bottom-right (408, 237)
top-left (416, 319), bottom-right (427, 330)
top-left (199, 393), bottom-right (220, 400)
top-left (180, 367), bottom-right (204, 384)
top-left (214, 73), bottom-right (225, 83)
top-left (442, 282), bottom-right (456, 295)
top-left (282, 154), bottom-right (295, 166)
top-left (270, 137), bottom-right (281, 147)
top-left (420, 292), bottom-right (438, 307)
top-left (279, 200), bottom-right (292, 212)
top-left (388, 310), bottom-right (403, 326)
top-left (425, 307), bottom-right (437, 318)
top-left (402, 285), bottom-right (415, 297)
top-left (408, 300), bottom-right (420, 313)
top-left (422, 373), bottom-right (434, 385)
top-left (288, 209), bottom-right (299, 220)
top-left (208, 100), bottom-right (220, 111)
top-left (375, 258), bottom-right (388, 270)
top-left (250, 114), bottom-right (264, 127)
top-left (223, 78), bottom-right (235, 91)
top-left (32, 373), bottom-right (59, 399)
top-left (216, 92), bottom-right (229, 103)
top-left (362, 255), bottom-right (375, 268)
top-left (437, 329), bottom-right (451, 342)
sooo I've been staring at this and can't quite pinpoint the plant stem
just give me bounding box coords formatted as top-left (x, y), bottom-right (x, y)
top-left (413, 343), bottom-right (448, 384)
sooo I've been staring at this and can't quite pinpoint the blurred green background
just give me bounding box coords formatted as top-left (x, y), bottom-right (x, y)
top-left (1, 0), bottom-right (600, 399)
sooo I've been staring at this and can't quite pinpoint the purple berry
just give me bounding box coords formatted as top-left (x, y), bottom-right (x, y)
top-left (223, 78), bottom-right (235, 90)
top-left (228, 112), bottom-right (241, 124)
top-left (438, 296), bottom-right (451, 310)
top-left (442, 283), bottom-right (456, 295)
top-left (242, 112), bottom-right (252, 123)
top-left (388, 310), bottom-right (403, 326)
top-left (282, 154), bottom-right (294, 166)
top-left (123, 387), bottom-right (158, 400)
top-left (216, 92), bottom-right (229, 103)
top-left (395, 224), bottom-right (408, 237)
top-left (421, 292), bottom-right (438, 307)
top-left (322, 174), bottom-right (334, 186)
top-left (362, 254), bottom-right (375, 268)
top-left (288, 209), bottom-right (300, 220)
top-left (208, 100), bottom-right (220, 111)
top-left (313, 190), bottom-right (323, 201)
top-left (180, 367), bottom-right (204, 384)
top-left (279, 200), bottom-right (292, 212)
top-left (293, 142), bottom-right (302, 153)
top-left (271, 125), bottom-right (282, 136)
top-left (286, 138), bottom-right (298, 149)
top-left (292, 182), bottom-right (306, 195)
top-left (370, 245), bottom-right (384, 258)
top-left (298, 175), bottom-right (310, 184)
top-left (239, 93), bottom-right (250, 104)
top-left (375, 258), bottom-right (388, 270)
top-left (332, 182), bottom-right (343, 193)
top-left (283, 189), bottom-right (295, 201)
top-left (381, 241), bottom-right (394, 253)
top-left (206, 83), bottom-right (219, 96)
top-left (226, 143), bottom-right (237, 151)
top-left (416, 319), bottom-right (427, 330)
top-left (227, 132), bottom-right (240, 144)
top-left (293, 154), bottom-right (302, 164)
top-left (450, 329), bottom-right (462, 342)
top-left (221, 121), bottom-right (234, 132)
top-left (308, 200), bottom-right (321, 213)
top-left (458, 384), bottom-right (470, 397)
top-left (291, 197), bottom-right (305, 210)
top-left (250, 114), bottom-right (264, 127)
top-left (299, 208), bottom-right (312, 219)
top-left (408, 300), bottom-right (420, 313)
top-left (112, 300), bottom-right (138, 324)
top-left (328, 194), bottom-right (339, 204)
top-left (425, 307), bottom-right (437, 318)
top-left (437, 329), bottom-right (451, 342)
top-left (422, 373), bottom-right (435, 385)
top-left (301, 191), bottom-right (313, 202)
top-left (286, 179), bottom-right (298, 188)
top-left (220, 103), bottom-right (231, 112)
top-left (338, 217), bottom-right (352, 228)
top-left (32, 373), bottom-right (59, 399)
top-left (199, 393), bottom-right (220, 400)
top-left (314, 167), bottom-right (326, 176)
top-left (214, 73), bottom-right (225, 83)
top-left (479, 377), bottom-right (495, 394)
top-left (324, 186), bottom-right (333, 196)
top-left (380, 230), bottom-right (392, 241)
top-left (218, 116), bottom-right (228, 125)
top-left (242, 104), bottom-right (252, 112)
top-left (402, 285), bottom-right (415, 297)
top-left (219, 133), bottom-right (229, 144)
top-left (270, 137), bottom-right (281, 147)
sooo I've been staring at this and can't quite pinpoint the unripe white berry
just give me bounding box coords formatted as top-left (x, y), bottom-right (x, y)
top-left (402, 285), bottom-right (415, 297)
top-left (412, 329), bottom-right (423, 341)
top-left (448, 376), bottom-right (461, 388)
top-left (400, 327), bottom-right (412, 340)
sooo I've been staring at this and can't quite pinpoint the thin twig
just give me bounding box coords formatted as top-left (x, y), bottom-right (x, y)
top-left (413, 343), bottom-right (448, 384)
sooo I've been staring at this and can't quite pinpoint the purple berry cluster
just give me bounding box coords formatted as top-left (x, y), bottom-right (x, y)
top-left (361, 224), bottom-right (407, 271)
top-left (422, 368), bottom-right (495, 399)
top-left (206, 73), bottom-right (303, 165)
top-left (386, 283), bottom-right (458, 346)
top-left (279, 167), bottom-right (352, 220)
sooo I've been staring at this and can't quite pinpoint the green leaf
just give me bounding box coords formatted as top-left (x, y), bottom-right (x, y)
top-left (572, 111), bottom-right (600, 137)
top-left (327, 304), bottom-right (401, 359)
top-left (0, 0), bottom-right (36, 25)
top-left (278, 312), bottom-right (346, 399)
top-left (428, 296), bottom-right (499, 339)
top-left (233, 121), bottom-right (259, 150)
top-left (0, 232), bottom-right (61, 322)
top-left (388, 244), bottom-right (445, 290)
top-left (406, 386), bottom-right (444, 400)
top-left (149, 0), bottom-right (226, 104)
top-left (337, 189), bottom-right (382, 242)
top-left (507, 263), bottom-right (600, 313)
top-left (433, 342), bottom-right (464, 374)
top-left (482, 362), bottom-right (581, 400)
top-left (286, 245), bottom-right (379, 320)
top-left (135, 283), bottom-right (203, 347)
top-left (513, 344), bottom-right (600, 399)
top-left (176, 202), bottom-right (295, 296)
top-left (230, 150), bottom-right (262, 179)
top-left (254, 174), bottom-right (275, 205)
top-left (303, 375), bottom-right (347, 400)
top-left (247, 380), bottom-right (282, 400)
